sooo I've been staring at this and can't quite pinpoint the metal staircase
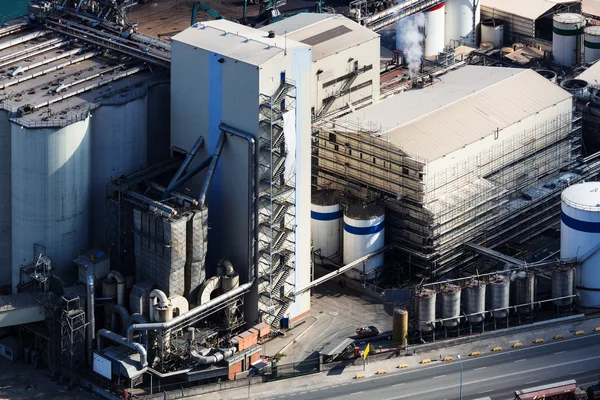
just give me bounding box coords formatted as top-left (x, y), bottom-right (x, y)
top-left (258, 77), bottom-right (297, 328)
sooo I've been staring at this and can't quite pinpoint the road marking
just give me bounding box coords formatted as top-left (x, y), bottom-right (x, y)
top-left (479, 389), bottom-right (493, 394)
top-left (571, 371), bottom-right (587, 375)
top-left (514, 359), bottom-right (527, 362)
top-left (392, 383), bottom-right (405, 387)
top-left (474, 367), bottom-right (486, 371)
top-left (526, 380), bottom-right (540, 384)
top-left (353, 391), bottom-right (364, 395)
top-left (554, 351), bottom-right (566, 355)
top-left (377, 355), bottom-right (600, 400)
top-left (433, 375), bottom-right (446, 379)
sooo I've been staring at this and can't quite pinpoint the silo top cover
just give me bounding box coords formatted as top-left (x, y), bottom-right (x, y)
top-left (345, 203), bottom-right (384, 220)
top-left (562, 182), bottom-right (600, 212)
top-left (440, 284), bottom-right (461, 294)
top-left (553, 13), bottom-right (586, 25)
top-left (311, 189), bottom-right (340, 206)
top-left (586, 26), bottom-right (600, 36)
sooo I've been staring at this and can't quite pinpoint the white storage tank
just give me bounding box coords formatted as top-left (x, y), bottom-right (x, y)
top-left (561, 182), bottom-right (600, 307)
top-left (445, 0), bottom-right (480, 47)
top-left (11, 119), bottom-right (92, 289)
top-left (343, 203), bottom-right (385, 281)
top-left (0, 110), bottom-right (10, 288)
top-left (584, 26), bottom-right (600, 64)
top-left (552, 13), bottom-right (585, 67)
top-left (311, 190), bottom-right (342, 264)
top-left (481, 19), bottom-right (504, 48)
top-left (424, 3), bottom-right (445, 58)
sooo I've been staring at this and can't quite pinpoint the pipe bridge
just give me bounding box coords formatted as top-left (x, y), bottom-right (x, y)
top-left (352, 0), bottom-right (445, 31)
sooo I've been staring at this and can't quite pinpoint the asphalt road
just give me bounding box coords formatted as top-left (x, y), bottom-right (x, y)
top-left (271, 333), bottom-right (600, 400)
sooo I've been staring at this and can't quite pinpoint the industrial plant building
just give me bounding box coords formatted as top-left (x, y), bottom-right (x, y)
top-left (260, 14), bottom-right (381, 119)
top-left (313, 65), bottom-right (594, 279)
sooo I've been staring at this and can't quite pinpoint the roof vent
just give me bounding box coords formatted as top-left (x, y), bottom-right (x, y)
top-left (268, 30), bottom-right (275, 38)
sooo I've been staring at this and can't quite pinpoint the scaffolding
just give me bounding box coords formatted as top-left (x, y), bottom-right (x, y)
top-left (313, 104), bottom-right (600, 280)
top-left (60, 294), bottom-right (87, 384)
top-left (257, 78), bottom-right (297, 327)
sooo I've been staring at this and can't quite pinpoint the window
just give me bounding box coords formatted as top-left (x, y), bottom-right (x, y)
top-left (402, 167), bottom-right (409, 175)
top-left (360, 153), bottom-right (363, 160)
top-left (419, 173), bottom-right (423, 180)
top-left (349, 149), bottom-right (352, 156)
top-left (373, 157), bottom-right (376, 164)
top-left (329, 132), bottom-right (337, 143)
top-left (334, 144), bottom-right (339, 151)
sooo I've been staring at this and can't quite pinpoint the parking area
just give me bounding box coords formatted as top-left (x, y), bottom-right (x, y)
top-left (265, 278), bottom-right (393, 363)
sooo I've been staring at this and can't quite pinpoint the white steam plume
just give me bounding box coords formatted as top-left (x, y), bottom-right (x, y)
top-left (396, 13), bottom-right (425, 77)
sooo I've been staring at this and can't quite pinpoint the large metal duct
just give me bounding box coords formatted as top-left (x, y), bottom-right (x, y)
top-left (127, 280), bottom-right (253, 342)
top-left (190, 347), bottom-right (236, 365)
top-left (128, 313), bottom-right (148, 348)
top-left (149, 289), bottom-right (169, 322)
top-left (86, 274), bottom-right (95, 367)
top-left (107, 270), bottom-right (125, 306)
top-left (111, 304), bottom-right (130, 336)
top-left (97, 329), bottom-right (147, 369)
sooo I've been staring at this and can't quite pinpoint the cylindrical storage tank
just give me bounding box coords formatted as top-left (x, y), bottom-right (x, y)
top-left (481, 19), bottom-right (504, 48)
top-left (561, 182), bottom-right (600, 307)
top-left (439, 284), bottom-right (461, 327)
top-left (424, 3), bottom-right (445, 58)
top-left (445, 0), bottom-right (480, 47)
top-left (392, 309), bottom-right (408, 345)
top-left (415, 288), bottom-right (436, 332)
top-left (343, 203), bottom-right (385, 281)
top-left (90, 98), bottom-right (148, 246)
top-left (536, 70), bottom-right (558, 83)
top-left (488, 275), bottom-right (510, 318)
top-left (11, 119), bottom-right (91, 291)
top-left (585, 26), bottom-right (600, 63)
top-left (513, 271), bottom-right (535, 315)
top-left (0, 110), bottom-right (11, 289)
top-left (560, 79), bottom-right (589, 96)
top-left (463, 279), bottom-right (486, 323)
top-left (553, 13), bottom-right (585, 66)
top-left (311, 190), bottom-right (342, 264)
top-left (552, 266), bottom-right (575, 306)
top-left (222, 273), bottom-right (240, 291)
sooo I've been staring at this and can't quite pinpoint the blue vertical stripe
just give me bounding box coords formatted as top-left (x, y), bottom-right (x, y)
top-left (208, 53), bottom-right (223, 259)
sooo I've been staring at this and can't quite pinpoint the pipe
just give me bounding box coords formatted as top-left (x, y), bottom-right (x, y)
top-left (165, 136), bottom-right (205, 199)
top-left (124, 190), bottom-right (177, 217)
top-left (223, 259), bottom-right (234, 276)
top-left (128, 313), bottom-right (148, 349)
top-left (111, 304), bottom-right (131, 336)
top-left (86, 274), bottom-right (95, 367)
top-left (219, 123), bottom-right (258, 283)
top-left (149, 182), bottom-right (198, 206)
top-left (127, 280), bottom-right (253, 342)
top-left (97, 329), bottom-right (148, 369)
top-left (165, 156), bottom-right (213, 197)
top-left (190, 347), bottom-right (236, 365)
top-left (198, 131), bottom-right (226, 205)
top-left (149, 289), bottom-right (169, 322)
top-left (107, 270), bottom-right (125, 306)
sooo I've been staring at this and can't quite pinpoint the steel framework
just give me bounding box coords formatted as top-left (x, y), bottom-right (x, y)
top-left (60, 295), bottom-right (87, 384)
top-left (257, 79), bottom-right (297, 327)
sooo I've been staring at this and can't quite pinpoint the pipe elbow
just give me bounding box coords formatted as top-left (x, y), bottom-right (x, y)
top-left (149, 289), bottom-right (169, 306)
top-left (107, 270), bottom-right (125, 284)
top-left (131, 341), bottom-right (148, 368)
top-left (222, 259), bottom-right (234, 276)
top-left (86, 274), bottom-right (94, 286)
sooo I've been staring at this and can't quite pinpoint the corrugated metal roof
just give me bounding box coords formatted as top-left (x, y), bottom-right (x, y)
top-left (263, 14), bottom-right (379, 61)
top-left (575, 61), bottom-right (600, 82)
top-left (336, 66), bottom-right (572, 162)
top-left (173, 20), bottom-right (308, 66)
top-left (481, 0), bottom-right (576, 20)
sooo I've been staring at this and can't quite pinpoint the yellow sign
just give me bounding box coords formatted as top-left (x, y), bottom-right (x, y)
top-left (363, 343), bottom-right (371, 359)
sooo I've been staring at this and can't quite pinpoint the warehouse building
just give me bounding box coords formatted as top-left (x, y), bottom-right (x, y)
top-left (260, 14), bottom-right (380, 119)
top-left (313, 65), bottom-right (591, 279)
